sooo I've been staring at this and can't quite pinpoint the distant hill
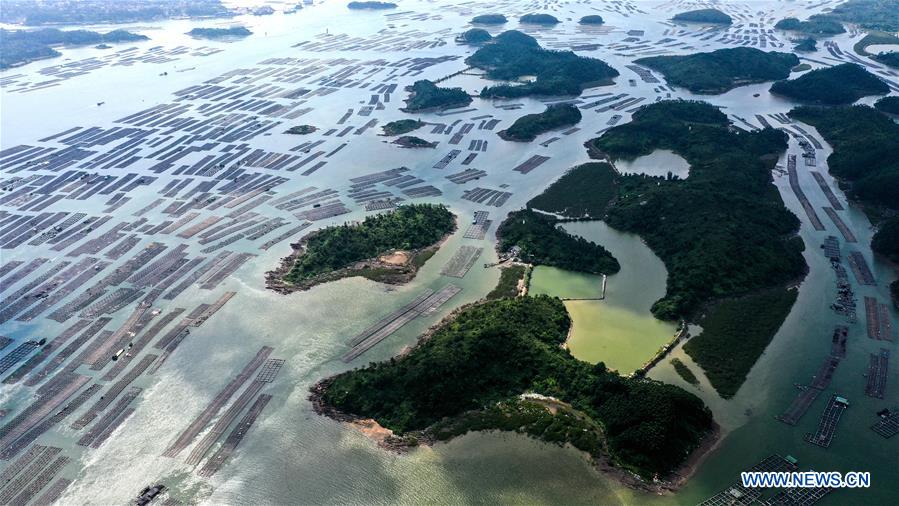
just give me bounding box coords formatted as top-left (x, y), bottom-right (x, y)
top-left (519, 13), bottom-right (559, 25)
top-left (0, 28), bottom-right (148, 68)
top-left (774, 16), bottom-right (845, 35)
top-left (672, 9), bottom-right (732, 24)
top-left (186, 26), bottom-right (252, 39)
top-left (770, 63), bottom-right (889, 105)
top-left (466, 30), bottom-right (618, 98)
top-left (471, 14), bottom-right (507, 25)
top-left (635, 47), bottom-right (798, 94)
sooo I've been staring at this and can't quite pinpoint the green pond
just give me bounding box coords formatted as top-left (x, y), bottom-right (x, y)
top-left (528, 221), bottom-right (677, 373)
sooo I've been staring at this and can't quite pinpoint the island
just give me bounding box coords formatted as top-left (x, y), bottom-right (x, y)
top-left (769, 63), bottom-right (889, 105)
top-left (456, 28), bottom-right (492, 45)
top-left (401, 80), bottom-right (472, 113)
top-left (774, 16), bottom-right (845, 35)
top-left (497, 209), bottom-right (620, 275)
top-left (527, 162), bottom-right (617, 219)
top-left (672, 9), bottom-right (733, 25)
top-left (793, 37), bottom-right (817, 52)
top-left (312, 295), bottom-right (714, 481)
top-left (498, 103), bottom-right (582, 142)
top-left (1, 28), bottom-right (148, 69)
top-left (875, 96), bottom-right (899, 115)
top-left (579, 15), bottom-right (605, 25)
top-left (392, 136), bottom-right (436, 148)
top-left (347, 1), bottom-right (396, 10)
top-left (586, 100), bottom-right (806, 397)
top-left (467, 30), bottom-right (619, 98)
top-left (873, 51), bottom-right (899, 68)
top-left (634, 47), bottom-right (799, 94)
top-left (824, 0), bottom-right (899, 32)
top-left (519, 13), bottom-right (560, 25)
top-left (267, 204), bottom-right (455, 292)
top-left (471, 14), bottom-right (507, 25)
top-left (381, 119), bottom-right (424, 136)
top-left (186, 26), bottom-right (252, 39)
top-left (0, 0), bottom-right (233, 25)
top-left (285, 125), bottom-right (317, 135)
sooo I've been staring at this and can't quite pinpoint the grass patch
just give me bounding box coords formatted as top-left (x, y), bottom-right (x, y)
top-left (684, 288), bottom-right (798, 398)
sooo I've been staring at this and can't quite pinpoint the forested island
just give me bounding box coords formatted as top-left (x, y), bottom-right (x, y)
top-left (313, 295), bottom-right (714, 480)
top-left (789, 105), bottom-right (899, 212)
top-left (672, 9), bottom-right (732, 25)
top-left (579, 15), bottom-right (605, 25)
top-left (392, 136), bottom-right (436, 148)
top-left (0, 0), bottom-right (232, 25)
top-left (186, 26), bottom-right (252, 39)
top-left (498, 104), bottom-right (582, 142)
top-left (774, 16), bottom-right (845, 35)
top-left (347, 1), bottom-right (397, 9)
top-left (497, 209), bottom-right (620, 275)
top-left (519, 14), bottom-right (560, 25)
top-left (769, 63), bottom-right (889, 105)
top-left (457, 28), bottom-right (492, 45)
top-left (268, 204), bottom-right (455, 292)
top-left (634, 47), bottom-right (798, 94)
top-left (470, 14), bottom-right (507, 25)
top-left (794, 37), bottom-right (817, 52)
top-left (285, 125), bottom-right (317, 135)
top-left (873, 52), bottom-right (899, 69)
top-left (1, 28), bottom-right (148, 69)
top-left (527, 162), bottom-right (617, 219)
top-left (588, 101), bottom-right (806, 320)
top-left (467, 30), bottom-right (619, 98)
top-left (875, 96), bottom-right (899, 115)
top-left (381, 119), bottom-right (424, 136)
top-left (401, 80), bottom-right (472, 112)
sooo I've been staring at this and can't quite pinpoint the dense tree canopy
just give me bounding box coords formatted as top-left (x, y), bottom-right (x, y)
top-left (467, 30), bottom-right (618, 98)
top-left (774, 16), bottom-right (845, 35)
top-left (497, 209), bottom-right (620, 275)
top-left (589, 101), bottom-right (806, 319)
top-left (527, 162), bottom-right (618, 219)
top-left (672, 9), bottom-right (732, 24)
top-left (284, 204), bottom-right (455, 283)
top-left (1, 28), bottom-right (148, 68)
top-left (635, 47), bottom-right (799, 94)
top-left (322, 296), bottom-right (713, 477)
top-left (520, 13), bottom-right (559, 25)
top-left (402, 80), bottom-right (472, 112)
top-left (769, 63), bottom-right (889, 105)
top-left (499, 103), bottom-right (582, 141)
top-left (471, 14), bottom-right (507, 25)
top-left (789, 105), bottom-right (899, 210)
top-left (872, 218), bottom-right (899, 263)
